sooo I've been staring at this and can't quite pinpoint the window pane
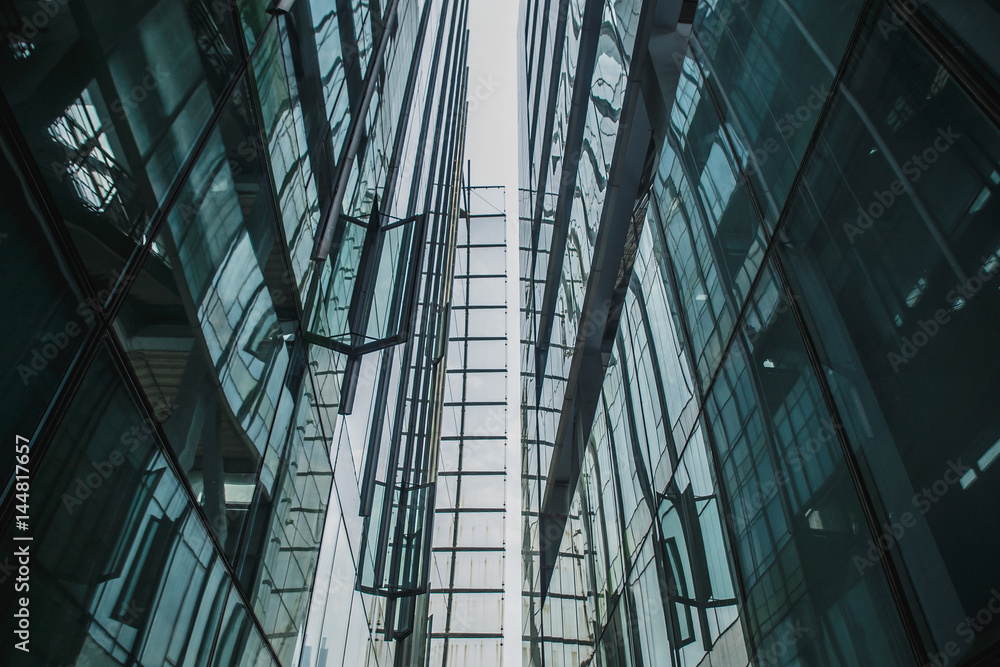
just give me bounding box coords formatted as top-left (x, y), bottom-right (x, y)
top-left (706, 264), bottom-right (912, 664)
top-left (0, 0), bottom-right (243, 296)
top-left (779, 6), bottom-right (1000, 659)
top-left (1, 137), bottom-right (96, 479)
top-left (923, 0), bottom-right (1000, 85)
top-left (0, 343), bottom-right (228, 667)
top-left (114, 76), bottom-right (291, 557)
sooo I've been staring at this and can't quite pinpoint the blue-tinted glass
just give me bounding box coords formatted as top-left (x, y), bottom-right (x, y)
top-left (238, 371), bottom-right (332, 664)
top-left (1, 136), bottom-right (96, 483)
top-left (649, 56), bottom-right (766, 391)
top-left (212, 587), bottom-right (277, 666)
top-left (250, 19), bottom-right (324, 305)
top-left (236, 0), bottom-right (273, 51)
top-left (778, 6), bottom-right (1000, 662)
top-left (706, 263), bottom-right (912, 664)
top-left (922, 0), bottom-right (1000, 86)
top-left (693, 0), bottom-right (864, 228)
top-left (0, 0), bottom-right (242, 296)
top-left (0, 343), bottom-right (229, 667)
top-left (114, 76), bottom-right (292, 558)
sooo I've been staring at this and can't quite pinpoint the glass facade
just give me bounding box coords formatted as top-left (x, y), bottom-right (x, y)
top-left (428, 185), bottom-right (509, 667)
top-left (519, 0), bottom-right (1000, 666)
top-left (1, 0), bottom-right (469, 665)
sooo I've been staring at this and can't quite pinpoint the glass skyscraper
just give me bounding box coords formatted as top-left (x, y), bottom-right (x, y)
top-left (427, 185), bottom-right (509, 667)
top-left (6, 0), bottom-right (1000, 665)
top-left (519, 0), bottom-right (1000, 666)
top-left (0, 0), bottom-right (470, 664)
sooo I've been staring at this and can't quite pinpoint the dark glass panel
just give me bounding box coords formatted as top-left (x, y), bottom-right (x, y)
top-left (693, 0), bottom-right (864, 227)
top-left (0, 130), bottom-right (96, 484)
top-left (706, 263), bottom-right (912, 665)
top-left (0, 0), bottom-right (242, 297)
top-left (0, 342), bottom-right (229, 667)
top-left (778, 5), bottom-right (1000, 661)
top-left (113, 76), bottom-right (292, 558)
top-left (923, 0), bottom-right (1000, 87)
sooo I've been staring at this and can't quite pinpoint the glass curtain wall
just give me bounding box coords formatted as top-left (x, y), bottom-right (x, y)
top-left (520, 0), bottom-right (1000, 666)
top-left (428, 185), bottom-right (509, 667)
top-left (0, 0), bottom-right (469, 664)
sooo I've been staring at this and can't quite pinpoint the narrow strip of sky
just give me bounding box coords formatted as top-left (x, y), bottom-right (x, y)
top-left (464, 1), bottom-right (521, 666)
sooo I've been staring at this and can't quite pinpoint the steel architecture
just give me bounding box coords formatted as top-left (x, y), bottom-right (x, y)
top-left (428, 185), bottom-right (509, 666)
top-left (518, 0), bottom-right (1000, 666)
top-left (0, 0), bottom-right (470, 664)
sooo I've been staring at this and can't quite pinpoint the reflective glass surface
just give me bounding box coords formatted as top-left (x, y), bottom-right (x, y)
top-left (520, 0), bottom-right (1000, 664)
top-left (923, 0), bottom-right (1000, 86)
top-left (114, 76), bottom-right (291, 556)
top-left (0, 133), bottom-right (96, 484)
top-left (649, 52), bottom-right (765, 391)
top-left (709, 264), bottom-right (912, 665)
top-left (2, 0), bottom-right (471, 664)
top-left (779, 5), bottom-right (1000, 662)
top-left (0, 0), bottom-right (242, 295)
top-left (0, 343), bottom-right (234, 666)
top-left (693, 0), bottom-right (864, 227)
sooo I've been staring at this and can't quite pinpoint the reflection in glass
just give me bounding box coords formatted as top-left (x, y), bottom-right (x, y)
top-left (0, 0), bottom-right (242, 296)
top-left (778, 6), bottom-right (1000, 661)
top-left (707, 264), bottom-right (911, 665)
top-left (0, 343), bottom-right (230, 667)
top-left (114, 76), bottom-right (291, 556)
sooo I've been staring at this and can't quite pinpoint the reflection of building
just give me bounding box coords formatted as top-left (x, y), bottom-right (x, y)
top-left (519, 1), bottom-right (1000, 667)
top-left (1, 0), bottom-right (469, 664)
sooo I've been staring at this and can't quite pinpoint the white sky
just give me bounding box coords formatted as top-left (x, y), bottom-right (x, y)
top-left (464, 1), bottom-right (522, 666)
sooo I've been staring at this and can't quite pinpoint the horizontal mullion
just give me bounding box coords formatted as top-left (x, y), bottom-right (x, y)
top-left (448, 335), bottom-right (507, 341)
top-left (453, 273), bottom-right (507, 280)
top-left (430, 588), bottom-right (505, 594)
top-left (435, 509), bottom-right (506, 516)
top-left (446, 367), bottom-right (506, 374)
top-left (443, 401), bottom-right (507, 407)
